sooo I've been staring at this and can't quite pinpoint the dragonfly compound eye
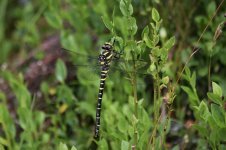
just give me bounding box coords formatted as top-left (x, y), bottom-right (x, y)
top-left (102, 43), bottom-right (113, 50)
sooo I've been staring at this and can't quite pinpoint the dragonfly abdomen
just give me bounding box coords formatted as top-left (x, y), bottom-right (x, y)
top-left (94, 76), bottom-right (106, 138)
top-left (94, 42), bottom-right (114, 139)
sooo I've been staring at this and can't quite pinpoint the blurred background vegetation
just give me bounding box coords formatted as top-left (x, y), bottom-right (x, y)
top-left (0, 0), bottom-right (226, 150)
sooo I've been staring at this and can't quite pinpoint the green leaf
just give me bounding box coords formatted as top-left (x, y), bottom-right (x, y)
top-left (99, 139), bottom-right (108, 150)
top-left (142, 26), bottom-right (149, 39)
top-left (212, 82), bottom-right (222, 97)
top-left (55, 59), bottom-right (67, 83)
top-left (58, 143), bottom-right (68, 150)
top-left (153, 33), bottom-right (159, 46)
top-left (128, 4), bottom-right (133, 16)
top-left (121, 140), bottom-right (129, 150)
top-left (184, 67), bottom-right (191, 79)
top-left (154, 136), bottom-right (161, 149)
top-left (198, 101), bottom-right (211, 122)
top-left (40, 82), bottom-right (49, 95)
top-left (171, 146), bottom-right (180, 150)
top-left (147, 62), bottom-right (156, 73)
top-left (207, 1), bottom-right (216, 17)
top-left (44, 11), bottom-right (62, 29)
top-left (138, 130), bottom-right (149, 149)
top-left (162, 36), bottom-right (175, 52)
top-left (143, 26), bottom-right (154, 48)
top-left (218, 128), bottom-right (226, 141)
top-left (18, 108), bottom-right (33, 130)
top-left (210, 130), bottom-right (218, 145)
top-left (2, 71), bottom-right (31, 108)
top-left (181, 86), bottom-right (199, 106)
top-left (211, 104), bottom-right (225, 128)
top-left (115, 36), bottom-right (124, 49)
top-left (193, 124), bottom-right (208, 137)
top-left (102, 16), bottom-right (113, 32)
top-left (71, 146), bottom-right (78, 150)
top-left (140, 107), bottom-right (151, 129)
top-left (124, 41), bottom-right (137, 59)
top-left (128, 17), bottom-right (137, 35)
top-left (207, 92), bottom-right (222, 106)
top-left (120, 0), bottom-right (133, 16)
top-left (34, 111), bottom-right (46, 126)
top-left (119, 1), bottom-right (126, 16)
top-left (132, 114), bottom-right (139, 126)
top-left (145, 40), bottom-right (153, 49)
top-left (162, 76), bottom-right (169, 85)
top-left (190, 72), bottom-right (196, 89)
top-left (0, 105), bottom-right (16, 140)
top-left (0, 137), bottom-right (8, 147)
top-left (208, 116), bottom-right (218, 129)
top-left (152, 8), bottom-right (160, 22)
top-left (118, 116), bottom-right (127, 133)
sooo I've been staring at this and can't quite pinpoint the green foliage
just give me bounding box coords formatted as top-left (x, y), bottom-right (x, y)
top-left (0, 72), bottom-right (46, 149)
top-left (57, 143), bottom-right (77, 150)
top-left (0, 0), bottom-right (226, 150)
top-left (0, 93), bottom-right (16, 149)
top-left (183, 68), bottom-right (226, 149)
top-left (55, 59), bottom-right (67, 83)
top-left (182, 67), bottom-right (200, 107)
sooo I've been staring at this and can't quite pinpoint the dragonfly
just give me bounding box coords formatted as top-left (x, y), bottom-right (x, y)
top-left (61, 40), bottom-right (150, 139)
top-left (92, 42), bottom-right (121, 139)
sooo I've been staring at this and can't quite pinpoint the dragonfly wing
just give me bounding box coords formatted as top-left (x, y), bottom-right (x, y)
top-left (61, 47), bottom-right (151, 85)
top-left (66, 63), bottom-right (102, 86)
top-left (110, 60), bottom-right (150, 76)
top-left (61, 48), bottom-right (99, 62)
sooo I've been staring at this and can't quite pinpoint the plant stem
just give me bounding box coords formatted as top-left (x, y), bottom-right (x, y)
top-left (154, 65), bottom-right (161, 120)
top-left (152, 65), bottom-right (162, 149)
top-left (156, 70), bottom-right (161, 118)
top-left (208, 56), bottom-right (212, 101)
top-left (131, 58), bottom-right (138, 149)
top-left (162, 104), bottom-right (172, 149)
top-left (153, 80), bottom-right (157, 120)
top-left (208, 37), bottom-right (215, 103)
top-left (146, 113), bottom-right (162, 150)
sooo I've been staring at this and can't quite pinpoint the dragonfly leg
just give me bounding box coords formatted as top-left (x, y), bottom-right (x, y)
top-left (113, 50), bottom-right (123, 60)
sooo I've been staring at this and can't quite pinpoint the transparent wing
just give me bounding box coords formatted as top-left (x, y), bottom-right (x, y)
top-left (67, 60), bottom-right (151, 88)
top-left (60, 48), bottom-right (100, 64)
top-left (61, 47), bottom-right (150, 69)
top-left (61, 48), bottom-right (151, 84)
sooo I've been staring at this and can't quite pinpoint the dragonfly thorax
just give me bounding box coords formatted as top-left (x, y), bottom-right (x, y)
top-left (98, 42), bottom-right (114, 66)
